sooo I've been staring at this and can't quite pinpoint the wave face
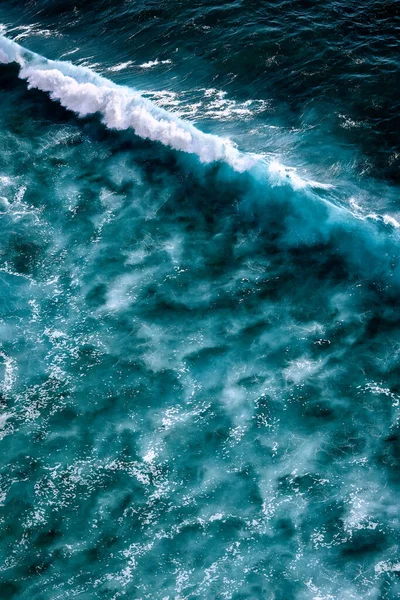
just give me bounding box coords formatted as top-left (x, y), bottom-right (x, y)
top-left (0, 5), bottom-right (400, 600)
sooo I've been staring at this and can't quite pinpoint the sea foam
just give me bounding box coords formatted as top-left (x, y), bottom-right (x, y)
top-left (0, 33), bottom-right (335, 189)
top-left (2, 31), bottom-right (400, 244)
top-left (0, 34), bottom-right (257, 172)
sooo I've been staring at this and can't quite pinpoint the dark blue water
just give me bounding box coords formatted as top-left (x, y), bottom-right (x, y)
top-left (0, 2), bottom-right (400, 599)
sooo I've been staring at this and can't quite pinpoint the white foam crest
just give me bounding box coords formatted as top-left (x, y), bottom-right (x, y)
top-left (267, 160), bottom-right (334, 190)
top-left (20, 64), bottom-right (255, 169)
top-left (348, 197), bottom-right (400, 229)
top-left (362, 212), bottom-right (400, 229)
top-left (383, 214), bottom-right (400, 228)
top-left (0, 33), bottom-right (335, 183)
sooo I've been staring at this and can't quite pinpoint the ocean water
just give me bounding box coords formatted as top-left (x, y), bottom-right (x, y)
top-left (0, 2), bottom-right (400, 599)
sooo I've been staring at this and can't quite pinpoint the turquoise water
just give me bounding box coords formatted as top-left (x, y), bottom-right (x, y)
top-left (0, 3), bottom-right (400, 599)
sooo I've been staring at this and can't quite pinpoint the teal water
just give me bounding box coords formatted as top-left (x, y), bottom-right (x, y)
top-left (0, 3), bottom-right (400, 599)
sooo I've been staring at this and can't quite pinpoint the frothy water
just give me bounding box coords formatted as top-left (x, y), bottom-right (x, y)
top-left (0, 6), bottom-right (400, 600)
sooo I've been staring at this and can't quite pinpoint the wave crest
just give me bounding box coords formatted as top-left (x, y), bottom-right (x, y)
top-left (0, 34), bottom-right (258, 172)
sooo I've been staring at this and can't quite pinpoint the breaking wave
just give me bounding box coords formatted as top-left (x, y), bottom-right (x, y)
top-left (1, 33), bottom-right (400, 290)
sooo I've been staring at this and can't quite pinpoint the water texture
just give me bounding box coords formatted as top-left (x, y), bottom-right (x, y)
top-left (0, 2), bottom-right (400, 599)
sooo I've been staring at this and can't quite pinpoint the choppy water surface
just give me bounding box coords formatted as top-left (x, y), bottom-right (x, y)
top-left (0, 2), bottom-right (400, 599)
